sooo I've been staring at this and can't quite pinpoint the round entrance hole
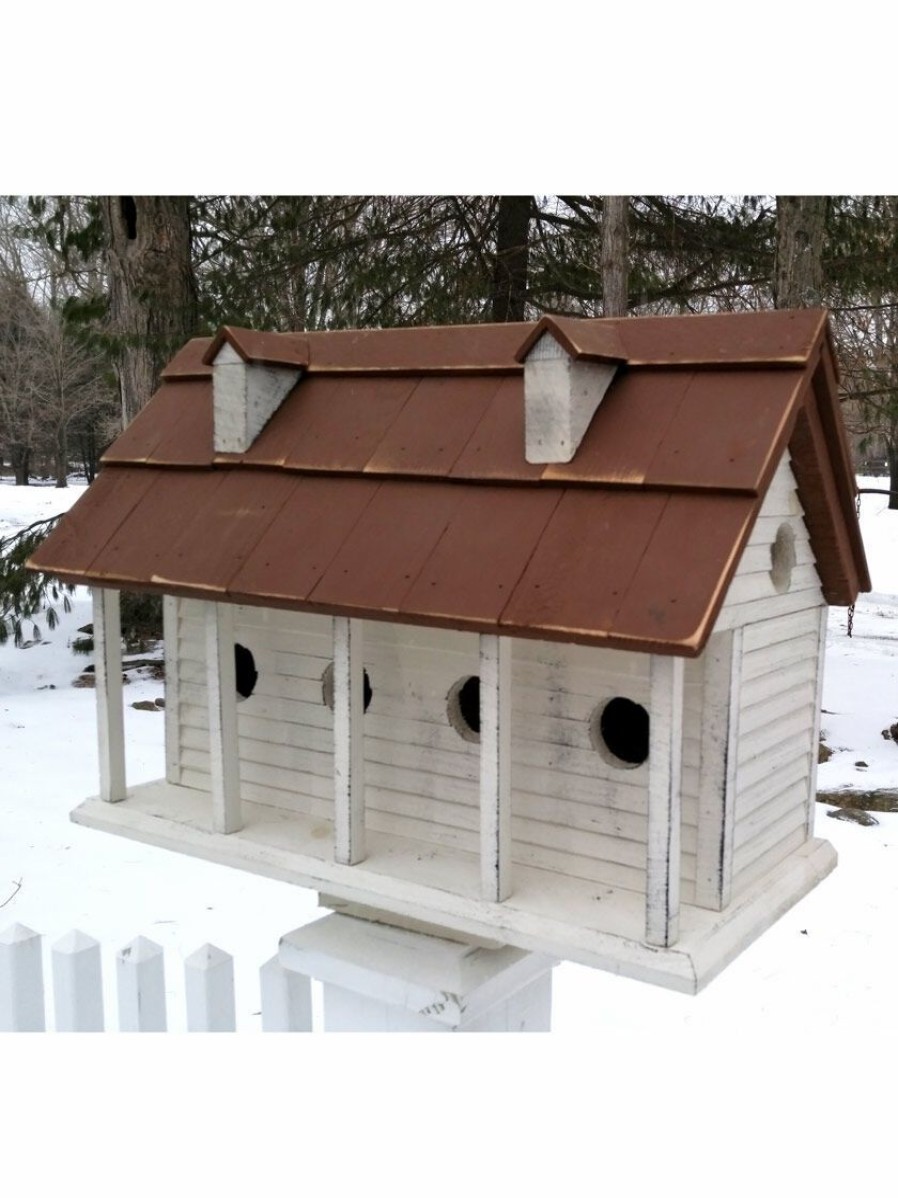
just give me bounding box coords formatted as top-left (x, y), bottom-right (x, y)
top-left (321, 662), bottom-right (373, 713)
top-left (591, 696), bottom-right (650, 768)
top-left (235, 643), bottom-right (258, 701)
top-left (447, 675), bottom-right (480, 742)
top-left (769, 522), bottom-right (796, 593)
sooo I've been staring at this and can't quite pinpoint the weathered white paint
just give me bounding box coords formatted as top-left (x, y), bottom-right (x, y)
top-left (715, 453), bottom-right (823, 634)
top-left (52, 930), bottom-right (104, 1032)
top-left (163, 595), bottom-right (180, 784)
top-left (205, 602), bottom-right (242, 834)
top-left (279, 914), bottom-right (555, 1031)
top-left (212, 341), bottom-right (301, 453)
top-left (807, 605), bottom-right (829, 837)
top-left (333, 616), bottom-right (366, 865)
top-left (93, 587), bottom-right (125, 803)
top-left (184, 944), bottom-right (236, 1032)
top-left (730, 604), bottom-right (822, 894)
top-left (116, 936), bottom-right (167, 1032)
top-left (259, 955), bottom-right (313, 1032)
top-left (645, 655), bottom-right (684, 947)
top-left (480, 634), bottom-right (512, 901)
top-left (72, 780), bottom-right (838, 993)
top-left (0, 923), bottom-right (45, 1032)
top-left (694, 629), bottom-right (742, 911)
top-left (523, 332), bottom-right (617, 464)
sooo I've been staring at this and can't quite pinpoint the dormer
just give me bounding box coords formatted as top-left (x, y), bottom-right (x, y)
top-left (203, 327), bottom-right (309, 453)
top-left (516, 316), bottom-right (627, 464)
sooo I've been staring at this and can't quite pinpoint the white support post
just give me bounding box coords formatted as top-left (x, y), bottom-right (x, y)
top-left (646, 655), bottom-right (684, 948)
top-left (163, 595), bottom-right (180, 784)
top-left (480, 634), bottom-right (512, 902)
top-left (260, 954), bottom-right (313, 1032)
top-left (807, 605), bottom-right (829, 838)
top-left (694, 629), bottom-right (742, 911)
top-left (93, 587), bottom-right (125, 803)
top-left (52, 930), bottom-right (104, 1032)
top-left (279, 914), bottom-right (556, 1033)
top-left (0, 924), bottom-right (45, 1032)
top-left (184, 944), bottom-right (236, 1032)
top-left (333, 617), bottom-right (366, 865)
top-left (116, 936), bottom-right (167, 1032)
top-left (205, 602), bottom-right (242, 834)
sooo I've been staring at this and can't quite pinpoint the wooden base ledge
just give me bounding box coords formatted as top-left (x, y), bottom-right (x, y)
top-left (71, 781), bottom-right (837, 995)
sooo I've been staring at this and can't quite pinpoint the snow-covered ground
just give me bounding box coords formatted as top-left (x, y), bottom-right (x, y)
top-left (3, 474), bottom-right (898, 1190)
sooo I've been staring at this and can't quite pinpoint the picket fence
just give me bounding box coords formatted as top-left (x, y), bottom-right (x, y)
top-left (0, 923), bottom-right (313, 1032)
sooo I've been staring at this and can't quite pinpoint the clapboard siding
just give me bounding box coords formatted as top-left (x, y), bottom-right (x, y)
top-left (234, 608), bottom-right (334, 819)
top-left (714, 453), bottom-right (823, 634)
top-left (358, 621), bottom-right (480, 852)
top-left (730, 596), bottom-right (822, 894)
top-left (709, 454), bottom-right (826, 899)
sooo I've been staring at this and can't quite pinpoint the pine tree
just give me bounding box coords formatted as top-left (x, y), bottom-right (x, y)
top-left (0, 516), bottom-right (72, 646)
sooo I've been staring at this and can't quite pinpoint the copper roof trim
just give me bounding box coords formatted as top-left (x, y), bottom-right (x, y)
top-left (515, 315), bottom-right (628, 364)
top-left (203, 326), bottom-right (310, 369)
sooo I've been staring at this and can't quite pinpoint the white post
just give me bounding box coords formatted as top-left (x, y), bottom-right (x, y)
top-left (117, 936), bottom-right (167, 1032)
top-left (333, 616), bottom-right (366, 865)
top-left (260, 954), bottom-right (313, 1032)
top-left (93, 587), bottom-right (125, 803)
top-left (205, 602), bottom-right (242, 834)
top-left (694, 629), bottom-right (742, 911)
top-left (808, 606), bottom-right (829, 837)
top-left (646, 655), bottom-right (684, 948)
top-left (52, 930), bottom-right (104, 1032)
top-left (480, 634), bottom-right (512, 901)
top-left (279, 915), bottom-right (555, 1033)
top-left (163, 595), bottom-right (181, 784)
top-left (0, 923), bottom-right (45, 1032)
top-left (184, 944), bottom-right (236, 1032)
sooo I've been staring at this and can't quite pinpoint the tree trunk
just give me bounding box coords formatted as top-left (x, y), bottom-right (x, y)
top-left (11, 444), bottom-right (29, 486)
top-left (491, 196), bottom-right (532, 322)
top-left (601, 196), bottom-right (629, 317)
top-left (774, 196), bottom-right (827, 308)
top-left (889, 440), bottom-right (898, 511)
top-left (55, 424), bottom-right (68, 487)
top-left (100, 196), bottom-right (196, 428)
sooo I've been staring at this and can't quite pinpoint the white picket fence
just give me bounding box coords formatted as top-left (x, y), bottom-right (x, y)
top-left (0, 923), bottom-right (312, 1032)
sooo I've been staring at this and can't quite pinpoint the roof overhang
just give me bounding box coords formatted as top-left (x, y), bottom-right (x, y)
top-left (28, 310), bottom-right (870, 656)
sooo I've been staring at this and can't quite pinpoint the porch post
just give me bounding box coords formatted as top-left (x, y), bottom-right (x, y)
top-left (333, 616), bottom-right (366, 865)
top-left (205, 602), bottom-right (242, 833)
top-left (646, 654), bottom-right (684, 947)
top-left (694, 629), bottom-right (742, 910)
top-left (480, 634), bottom-right (512, 902)
top-left (93, 587), bottom-right (125, 803)
top-left (807, 606), bottom-right (829, 837)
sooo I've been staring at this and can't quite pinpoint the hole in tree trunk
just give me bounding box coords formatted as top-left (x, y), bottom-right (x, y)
top-left (120, 196), bottom-right (138, 240)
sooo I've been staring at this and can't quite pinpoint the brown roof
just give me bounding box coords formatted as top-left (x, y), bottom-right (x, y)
top-left (28, 309), bottom-right (870, 657)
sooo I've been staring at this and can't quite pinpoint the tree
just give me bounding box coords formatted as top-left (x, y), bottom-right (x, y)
top-left (491, 196), bottom-right (532, 321)
top-left (0, 515), bottom-right (72, 645)
top-left (774, 196), bottom-right (827, 309)
top-left (100, 196), bottom-right (196, 426)
top-left (0, 274), bottom-right (43, 484)
top-left (601, 196), bottom-right (629, 317)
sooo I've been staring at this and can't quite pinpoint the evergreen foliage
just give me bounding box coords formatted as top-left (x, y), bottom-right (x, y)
top-left (0, 515), bottom-right (72, 646)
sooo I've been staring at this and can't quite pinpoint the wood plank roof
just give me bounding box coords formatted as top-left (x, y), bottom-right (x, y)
top-left (28, 309), bottom-right (870, 657)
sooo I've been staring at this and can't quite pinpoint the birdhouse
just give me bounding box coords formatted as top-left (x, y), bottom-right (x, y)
top-left (28, 309), bottom-right (869, 993)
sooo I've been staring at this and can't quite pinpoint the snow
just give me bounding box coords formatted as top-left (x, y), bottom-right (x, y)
top-left (3, 473), bottom-right (897, 1190)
